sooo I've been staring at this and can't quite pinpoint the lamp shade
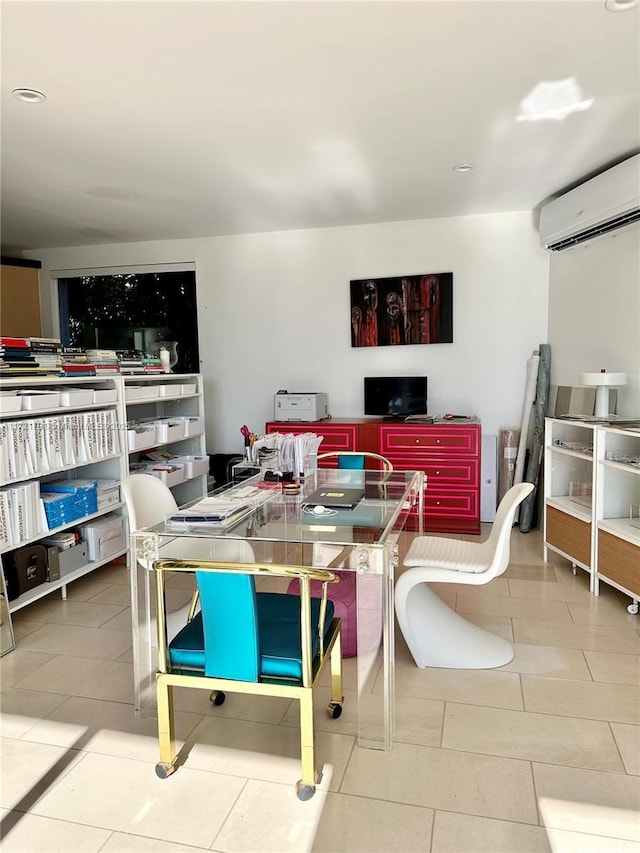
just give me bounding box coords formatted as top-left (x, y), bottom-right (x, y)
top-left (579, 371), bottom-right (627, 418)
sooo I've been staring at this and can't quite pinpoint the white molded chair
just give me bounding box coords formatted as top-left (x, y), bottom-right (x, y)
top-left (395, 482), bottom-right (534, 670)
top-left (122, 474), bottom-right (255, 643)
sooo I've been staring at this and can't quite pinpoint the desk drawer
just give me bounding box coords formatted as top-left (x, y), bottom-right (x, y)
top-left (424, 490), bottom-right (478, 518)
top-left (380, 425), bottom-right (479, 456)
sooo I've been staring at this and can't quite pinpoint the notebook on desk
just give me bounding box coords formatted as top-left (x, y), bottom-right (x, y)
top-left (304, 487), bottom-right (365, 509)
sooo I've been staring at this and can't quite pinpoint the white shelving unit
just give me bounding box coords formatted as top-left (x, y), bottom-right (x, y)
top-left (544, 417), bottom-right (640, 613)
top-left (595, 425), bottom-right (640, 614)
top-left (544, 418), bottom-right (597, 590)
top-left (123, 373), bottom-right (207, 506)
top-left (0, 375), bottom-right (129, 654)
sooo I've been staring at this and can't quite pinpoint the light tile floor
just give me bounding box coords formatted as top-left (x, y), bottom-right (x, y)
top-left (1, 528), bottom-right (639, 852)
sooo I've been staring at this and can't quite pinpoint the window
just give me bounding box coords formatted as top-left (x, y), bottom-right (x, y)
top-left (57, 269), bottom-right (199, 373)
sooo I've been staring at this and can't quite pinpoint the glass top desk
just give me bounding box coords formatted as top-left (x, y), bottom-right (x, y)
top-left (131, 467), bottom-right (424, 750)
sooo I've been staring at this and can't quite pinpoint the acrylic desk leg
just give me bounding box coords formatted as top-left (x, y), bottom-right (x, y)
top-left (355, 545), bottom-right (394, 750)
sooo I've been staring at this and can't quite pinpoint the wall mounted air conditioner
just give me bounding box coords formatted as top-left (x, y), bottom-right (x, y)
top-left (539, 153), bottom-right (640, 252)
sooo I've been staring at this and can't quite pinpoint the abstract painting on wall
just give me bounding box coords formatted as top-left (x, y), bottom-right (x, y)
top-left (349, 273), bottom-right (453, 348)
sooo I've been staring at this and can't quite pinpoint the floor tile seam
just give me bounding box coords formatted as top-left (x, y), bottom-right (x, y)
top-left (194, 712), bottom-right (358, 745)
top-left (521, 671), bottom-right (640, 694)
top-left (518, 700), bottom-right (640, 728)
top-left (435, 740), bottom-right (627, 776)
top-left (208, 776), bottom-right (250, 852)
top-left (9, 646), bottom-right (133, 662)
top-left (390, 690), bottom-right (524, 713)
top-left (441, 697), bottom-right (631, 728)
top-left (432, 802), bottom-right (543, 830)
top-left (1, 807), bottom-right (117, 849)
top-left (608, 720), bottom-right (635, 777)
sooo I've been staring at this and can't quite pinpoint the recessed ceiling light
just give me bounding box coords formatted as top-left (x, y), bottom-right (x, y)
top-left (12, 88), bottom-right (46, 103)
top-left (605, 0), bottom-right (639, 11)
top-left (453, 164), bottom-right (475, 173)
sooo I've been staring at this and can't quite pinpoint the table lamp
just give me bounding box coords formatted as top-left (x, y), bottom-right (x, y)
top-left (579, 370), bottom-right (627, 418)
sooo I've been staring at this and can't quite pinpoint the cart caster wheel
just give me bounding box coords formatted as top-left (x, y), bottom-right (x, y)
top-left (209, 690), bottom-right (225, 706)
top-left (627, 603), bottom-right (639, 615)
top-left (327, 701), bottom-right (343, 719)
top-left (296, 781), bottom-right (316, 801)
top-left (155, 762), bottom-right (175, 779)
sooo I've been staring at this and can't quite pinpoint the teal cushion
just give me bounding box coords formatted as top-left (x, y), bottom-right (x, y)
top-left (257, 592), bottom-right (335, 680)
top-left (168, 592), bottom-right (335, 682)
top-left (337, 455), bottom-right (365, 469)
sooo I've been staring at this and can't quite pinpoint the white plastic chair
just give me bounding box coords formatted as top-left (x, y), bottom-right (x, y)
top-left (122, 474), bottom-right (255, 643)
top-left (394, 482), bottom-right (534, 669)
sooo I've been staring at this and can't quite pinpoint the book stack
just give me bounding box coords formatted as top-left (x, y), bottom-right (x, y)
top-left (28, 337), bottom-right (63, 376)
top-left (0, 336), bottom-right (42, 377)
top-left (141, 356), bottom-right (164, 374)
top-left (86, 349), bottom-right (121, 376)
top-left (117, 350), bottom-right (145, 375)
top-left (61, 346), bottom-right (95, 376)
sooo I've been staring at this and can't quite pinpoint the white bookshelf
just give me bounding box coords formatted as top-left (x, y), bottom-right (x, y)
top-left (0, 375), bottom-right (129, 654)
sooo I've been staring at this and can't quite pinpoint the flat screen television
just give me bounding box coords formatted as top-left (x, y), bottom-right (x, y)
top-left (364, 376), bottom-right (428, 418)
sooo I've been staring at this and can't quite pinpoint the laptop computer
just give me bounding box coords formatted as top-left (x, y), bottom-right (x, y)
top-left (304, 487), bottom-right (365, 509)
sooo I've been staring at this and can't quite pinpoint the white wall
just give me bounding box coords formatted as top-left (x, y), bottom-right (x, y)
top-left (29, 211), bottom-right (549, 454)
top-left (547, 226), bottom-right (640, 417)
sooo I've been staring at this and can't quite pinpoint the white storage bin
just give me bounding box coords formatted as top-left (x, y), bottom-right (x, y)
top-left (146, 463), bottom-right (185, 488)
top-left (172, 454), bottom-right (209, 479)
top-left (60, 388), bottom-right (94, 407)
top-left (153, 418), bottom-right (186, 443)
top-left (125, 385), bottom-right (159, 402)
top-left (0, 392), bottom-right (22, 413)
top-left (18, 390), bottom-right (61, 409)
top-left (93, 388), bottom-right (118, 404)
top-left (158, 384), bottom-right (182, 397)
top-left (180, 382), bottom-right (197, 396)
top-left (182, 415), bottom-right (204, 437)
top-left (127, 424), bottom-right (157, 451)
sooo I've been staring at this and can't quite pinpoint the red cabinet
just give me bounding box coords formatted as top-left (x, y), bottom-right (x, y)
top-left (266, 419), bottom-right (481, 534)
top-left (379, 423), bottom-right (480, 534)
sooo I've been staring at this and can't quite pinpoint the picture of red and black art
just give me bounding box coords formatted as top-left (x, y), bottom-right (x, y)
top-left (350, 273), bottom-right (453, 348)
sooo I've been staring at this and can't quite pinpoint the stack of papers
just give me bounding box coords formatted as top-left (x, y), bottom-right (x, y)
top-left (169, 497), bottom-right (252, 527)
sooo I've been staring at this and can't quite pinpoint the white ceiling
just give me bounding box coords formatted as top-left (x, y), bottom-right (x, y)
top-left (1, 0), bottom-right (639, 253)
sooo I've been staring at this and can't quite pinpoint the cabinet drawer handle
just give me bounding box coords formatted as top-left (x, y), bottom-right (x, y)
top-left (436, 439), bottom-right (441, 444)
top-left (415, 439), bottom-right (419, 444)
top-left (436, 500), bottom-right (441, 505)
top-left (435, 470), bottom-right (440, 475)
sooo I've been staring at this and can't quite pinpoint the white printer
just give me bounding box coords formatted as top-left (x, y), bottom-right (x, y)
top-left (274, 391), bottom-right (329, 422)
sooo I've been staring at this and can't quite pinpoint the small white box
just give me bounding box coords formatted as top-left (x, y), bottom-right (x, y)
top-left (93, 388), bottom-right (118, 404)
top-left (125, 385), bottom-right (159, 402)
top-left (180, 383), bottom-right (197, 396)
top-left (153, 418), bottom-right (186, 443)
top-left (182, 415), bottom-right (204, 437)
top-left (127, 424), bottom-right (157, 451)
top-left (97, 480), bottom-right (121, 510)
top-left (146, 464), bottom-right (185, 488)
top-left (79, 514), bottom-right (125, 562)
top-left (18, 390), bottom-right (61, 410)
top-left (172, 454), bottom-right (209, 479)
top-left (0, 392), bottom-right (22, 413)
top-left (158, 384), bottom-right (182, 397)
top-left (60, 388), bottom-right (94, 407)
